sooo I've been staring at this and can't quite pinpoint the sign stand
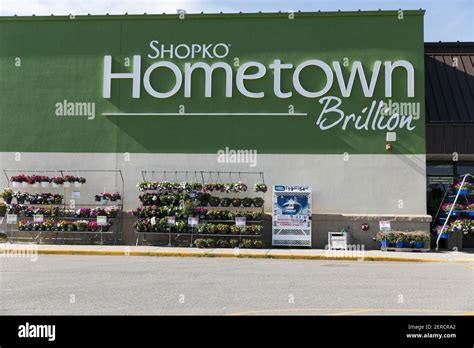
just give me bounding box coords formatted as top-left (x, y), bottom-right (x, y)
top-left (272, 185), bottom-right (312, 247)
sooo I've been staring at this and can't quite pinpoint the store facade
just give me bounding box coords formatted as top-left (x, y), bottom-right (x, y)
top-left (0, 11), bottom-right (430, 248)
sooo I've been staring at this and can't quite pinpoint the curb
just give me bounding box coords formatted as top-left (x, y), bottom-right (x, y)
top-left (8, 248), bottom-right (458, 263)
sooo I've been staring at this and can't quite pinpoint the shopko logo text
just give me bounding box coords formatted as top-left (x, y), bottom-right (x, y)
top-left (103, 40), bottom-right (415, 100)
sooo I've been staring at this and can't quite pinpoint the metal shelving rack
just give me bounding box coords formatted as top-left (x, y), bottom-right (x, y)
top-left (2, 169), bottom-right (124, 245)
top-left (135, 170), bottom-right (265, 247)
top-left (432, 173), bottom-right (474, 251)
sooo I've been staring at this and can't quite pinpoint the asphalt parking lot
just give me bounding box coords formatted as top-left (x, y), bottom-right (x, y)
top-left (0, 255), bottom-right (472, 315)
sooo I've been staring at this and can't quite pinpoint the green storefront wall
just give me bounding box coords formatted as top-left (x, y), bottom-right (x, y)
top-left (0, 11), bottom-right (425, 155)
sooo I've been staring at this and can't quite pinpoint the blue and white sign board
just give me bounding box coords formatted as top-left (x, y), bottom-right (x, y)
top-left (272, 185), bottom-right (312, 247)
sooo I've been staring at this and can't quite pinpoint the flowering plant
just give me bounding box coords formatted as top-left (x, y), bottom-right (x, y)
top-left (19, 219), bottom-right (33, 230)
top-left (38, 175), bottom-right (51, 183)
top-left (75, 208), bottom-right (91, 218)
top-left (95, 192), bottom-right (121, 202)
top-left (64, 175), bottom-right (86, 184)
top-left (450, 219), bottom-right (473, 235)
top-left (56, 220), bottom-right (70, 231)
top-left (74, 220), bottom-right (89, 230)
top-left (137, 181), bottom-right (158, 191)
top-left (87, 221), bottom-right (98, 231)
top-left (8, 204), bottom-right (23, 215)
top-left (0, 188), bottom-right (14, 201)
top-left (434, 225), bottom-right (452, 235)
top-left (52, 176), bottom-right (65, 185)
top-left (451, 181), bottom-right (474, 191)
top-left (441, 203), bottom-right (466, 212)
top-left (253, 183), bottom-right (268, 193)
top-left (193, 207), bottom-right (208, 216)
top-left (10, 175), bottom-right (29, 183)
top-left (64, 175), bottom-right (76, 183)
top-left (13, 191), bottom-right (29, 204)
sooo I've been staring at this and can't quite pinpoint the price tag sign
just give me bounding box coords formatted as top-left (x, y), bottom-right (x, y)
top-left (71, 191), bottom-right (80, 200)
top-left (97, 216), bottom-right (108, 226)
top-left (188, 217), bottom-right (199, 226)
top-left (166, 216), bottom-right (176, 226)
top-left (379, 220), bottom-right (391, 231)
top-left (235, 217), bottom-right (246, 227)
top-left (33, 214), bottom-right (44, 223)
top-left (6, 214), bottom-right (17, 224)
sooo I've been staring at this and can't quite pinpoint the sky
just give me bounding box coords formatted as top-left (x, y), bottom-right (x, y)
top-left (0, 0), bottom-right (472, 42)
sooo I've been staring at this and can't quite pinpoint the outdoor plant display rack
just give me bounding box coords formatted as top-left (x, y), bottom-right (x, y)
top-left (2, 169), bottom-right (124, 245)
top-left (432, 173), bottom-right (474, 251)
top-left (134, 170), bottom-right (265, 247)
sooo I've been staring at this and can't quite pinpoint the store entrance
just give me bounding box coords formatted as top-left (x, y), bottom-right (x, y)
top-left (427, 161), bottom-right (474, 249)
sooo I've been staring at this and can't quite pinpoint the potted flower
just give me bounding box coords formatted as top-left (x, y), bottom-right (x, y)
top-left (10, 175), bottom-right (27, 188)
top-left (252, 197), bottom-right (264, 207)
top-left (230, 225), bottom-right (242, 235)
top-left (18, 219), bottom-right (28, 231)
top-left (242, 239), bottom-right (254, 248)
top-left (209, 196), bottom-right (221, 207)
top-left (194, 207), bottom-right (207, 220)
top-left (242, 197), bottom-right (253, 207)
top-left (74, 220), bottom-right (89, 232)
top-left (53, 194), bottom-right (63, 205)
top-left (253, 182), bottom-right (267, 193)
top-left (234, 182), bottom-right (248, 193)
top-left (42, 220), bottom-right (54, 231)
top-left (435, 225), bottom-right (452, 239)
top-left (452, 181), bottom-right (474, 195)
top-left (40, 176), bottom-right (51, 188)
top-left (194, 238), bottom-right (207, 248)
top-left (63, 175), bottom-right (75, 188)
top-left (197, 224), bottom-right (208, 234)
top-left (51, 176), bottom-right (65, 188)
top-left (74, 177), bottom-right (86, 188)
top-left (376, 231), bottom-right (391, 248)
top-left (253, 240), bottom-right (264, 248)
top-left (111, 192), bottom-right (121, 203)
top-left (75, 208), bottom-right (91, 218)
top-left (56, 220), bottom-right (68, 231)
top-left (206, 224), bottom-right (216, 234)
top-left (220, 197), bottom-right (231, 207)
top-left (29, 175), bottom-right (40, 188)
top-left (231, 198), bottom-right (241, 207)
top-left (216, 239), bottom-right (230, 248)
top-left (175, 220), bottom-right (187, 233)
top-left (88, 221), bottom-right (98, 232)
top-left (206, 210), bottom-right (216, 220)
top-left (229, 239), bottom-right (240, 248)
top-left (216, 224), bottom-right (229, 234)
top-left (0, 203), bottom-right (6, 217)
top-left (13, 191), bottom-right (28, 204)
top-left (412, 232), bottom-right (429, 248)
top-left (392, 232), bottom-right (406, 248)
top-left (451, 219), bottom-right (473, 235)
top-left (0, 188), bottom-right (14, 204)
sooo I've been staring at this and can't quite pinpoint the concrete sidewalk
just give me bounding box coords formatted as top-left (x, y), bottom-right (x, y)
top-left (1, 243), bottom-right (473, 263)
